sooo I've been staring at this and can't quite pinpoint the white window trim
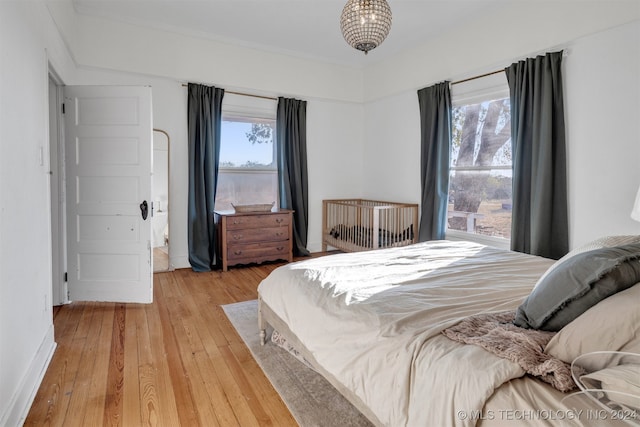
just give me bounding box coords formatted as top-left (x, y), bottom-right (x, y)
top-left (451, 71), bottom-right (509, 106)
top-left (217, 167), bottom-right (277, 174)
top-left (216, 92), bottom-right (279, 210)
top-left (445, 229), bottom-right (511, 250)
top-left (450, 165), bottom-right (511, 172)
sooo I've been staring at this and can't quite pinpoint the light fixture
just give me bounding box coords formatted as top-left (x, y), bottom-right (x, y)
top-left (340, 0), bottom-right (392, 55)
top-left (632, 184), bottom-right (640, 222)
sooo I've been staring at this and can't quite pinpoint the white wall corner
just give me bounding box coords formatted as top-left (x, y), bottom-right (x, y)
top-left (171, 255), bottom-right (191, 270)
top-left (0, 326), bottom-right (56, 427)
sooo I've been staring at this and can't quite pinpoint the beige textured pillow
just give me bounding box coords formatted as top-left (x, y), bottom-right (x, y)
top-left (571, 235), bottom-right (640, 253)
top-left (535, 235), bottom-right (640, 287)
top-left (545, 283), bottom-right (640, 364)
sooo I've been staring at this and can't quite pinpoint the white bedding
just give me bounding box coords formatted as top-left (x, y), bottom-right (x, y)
top-left (258, 240), bottom-right (561, 426)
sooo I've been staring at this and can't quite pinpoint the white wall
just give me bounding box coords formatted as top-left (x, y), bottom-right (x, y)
top-left (362, 91), bottom-right (421, 203)
top-left (0, 2), bottom-right (75, 425)
top-left (44, 0), bottom-right (370, 261)
top-left (363, 1), bottom-right (640, 101)
top-left (46, 0), bottom-right (365, 104)
top-left (362, 20), bottom-right (640, 250)
top-left (306, 99), bottom-right (365, 250)
top-left (45, 1), bottom-right (640, 257)
top-left (71, 66), bottom-right (364, 262)
top-left (563, 21), bottom-right (640, 247)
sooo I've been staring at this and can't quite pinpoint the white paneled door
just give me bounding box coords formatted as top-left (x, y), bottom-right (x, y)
top-left (65, 86), bottom-right (153, 303)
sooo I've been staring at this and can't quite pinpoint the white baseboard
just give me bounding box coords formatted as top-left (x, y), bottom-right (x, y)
top-left (0, 325), bottom-right (56, 427)
top-left (307, 240), bottom-right (323, 253)
top-left (170, 255), bottom-right (190, 270)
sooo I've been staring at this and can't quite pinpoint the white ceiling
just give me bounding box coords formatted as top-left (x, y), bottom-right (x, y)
top-left (72, 0), bottom-right (505, 67)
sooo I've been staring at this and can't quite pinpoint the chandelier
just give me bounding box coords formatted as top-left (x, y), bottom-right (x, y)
top-left (340, 0), bottom-right (392, 55)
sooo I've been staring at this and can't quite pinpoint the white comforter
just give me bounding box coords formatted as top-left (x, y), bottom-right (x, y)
top-left (258, 240), bottom-right (556, 426)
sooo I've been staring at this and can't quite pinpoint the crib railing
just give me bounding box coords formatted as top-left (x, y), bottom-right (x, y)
top-left (322, 199), bottom-right (419, 252)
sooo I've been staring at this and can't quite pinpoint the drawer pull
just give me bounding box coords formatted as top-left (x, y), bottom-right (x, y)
top-left (234, 250), bottom-right (243, 256)
top-left (275, 218), bottom-right (283, 224)
top-left (276, 246), bottom-right (284, 251)
top-left (232, 234), bottom-right (243, 240)
top-left (232, 220), bottom-right (240, 225)
top-left (275, 232), bottom-right (283, 237)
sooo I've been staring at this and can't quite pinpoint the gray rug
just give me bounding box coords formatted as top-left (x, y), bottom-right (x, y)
top-left (222, 300), bottom-right (373, 427)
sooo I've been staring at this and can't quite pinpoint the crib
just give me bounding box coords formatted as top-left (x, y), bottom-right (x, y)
top-left (322, 199), bottom-right (419, 252)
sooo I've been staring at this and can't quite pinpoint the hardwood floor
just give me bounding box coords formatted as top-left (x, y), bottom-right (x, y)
top-left (153, 246), bottom-right (170, 273)
top-left (25, 261), bottom-right (299, 426)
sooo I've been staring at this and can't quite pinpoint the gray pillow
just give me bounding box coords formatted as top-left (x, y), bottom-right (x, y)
top-left (514, 243), bottom-right (640, 331)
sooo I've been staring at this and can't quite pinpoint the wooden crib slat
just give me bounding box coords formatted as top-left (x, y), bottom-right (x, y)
top-left (322, 199), bottom-right (418, 253)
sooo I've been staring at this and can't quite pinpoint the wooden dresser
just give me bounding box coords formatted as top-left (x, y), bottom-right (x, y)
top-left (215, 209), bottom-right (293, 272)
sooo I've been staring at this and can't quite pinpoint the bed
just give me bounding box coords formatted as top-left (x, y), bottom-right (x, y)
top-left (322, 199), bottom-right (418, 252)
top-left (257, 238), bottom-right (640, 426)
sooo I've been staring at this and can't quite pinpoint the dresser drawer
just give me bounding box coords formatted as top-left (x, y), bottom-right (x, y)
top-left (227, 226), bottom-right (289, 244)
top-left (226, 213), bottom-right (290, 230)
top-left (215, 209), bottom-right (294, 271)
top-left (227, 241), bottom-right (290, 261)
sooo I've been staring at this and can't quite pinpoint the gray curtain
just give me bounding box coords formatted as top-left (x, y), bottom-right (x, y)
top-left (187, 83), bottom-right (225, 271)
top-left (417, 82), bottom-right (452, 241)
top-left (506, 51), bottom-right (568, 260)
top-left (276, 97), bottom-right (310, 256)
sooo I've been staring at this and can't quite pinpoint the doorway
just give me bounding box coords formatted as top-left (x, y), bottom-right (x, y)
top-left (152, 129), bottom-right (171, 272)
top-left (48, 77), bottom-right (156, 303)
top-left (48, 71), bottom-right (67, 305)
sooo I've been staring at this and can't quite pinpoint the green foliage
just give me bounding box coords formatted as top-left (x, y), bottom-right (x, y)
top-left (241, 160), bottom-right (268, 168)
top-left (219, 160), bottom-right (273, 168)
top-left (486, 175), bottom-right (512, 199)
top-left (246, 123), bottom-right (273, 145)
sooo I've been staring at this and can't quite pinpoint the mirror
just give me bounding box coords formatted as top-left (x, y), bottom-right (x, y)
top-left (152, 129), bottom-right (170, 272)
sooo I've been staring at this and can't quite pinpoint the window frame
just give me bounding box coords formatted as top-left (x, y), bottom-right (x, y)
top-left (215, 94), bottom-right (279, 211)
top-left (447, 74), bottom-right (512, 249)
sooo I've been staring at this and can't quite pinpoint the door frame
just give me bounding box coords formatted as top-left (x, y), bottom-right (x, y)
top-left (48, 66), bottom-right (68, 306)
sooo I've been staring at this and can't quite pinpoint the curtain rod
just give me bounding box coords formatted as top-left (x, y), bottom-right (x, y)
top-left (450, 69), bottom-right (504, 86)
top-left (181, 83), bottom-right (277, 101)
top-left (451, 50), bottom-right (569, 86)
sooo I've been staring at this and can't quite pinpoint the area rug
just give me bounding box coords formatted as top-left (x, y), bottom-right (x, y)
top-left (222, 300), bottom-right (373, 427)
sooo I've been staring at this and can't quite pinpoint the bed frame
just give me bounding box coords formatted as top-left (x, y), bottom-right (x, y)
top-left (255, 242), bottom-right (610, 426)
top-left (258, 297), bottom-right (384, 426)
top-left (322, 199), bottom-right (419, 252)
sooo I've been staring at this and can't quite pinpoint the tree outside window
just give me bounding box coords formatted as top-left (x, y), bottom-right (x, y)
top-left (449, 98), bottom-right (512, 239)
top-left (215, 116), bottom-right (278, 211)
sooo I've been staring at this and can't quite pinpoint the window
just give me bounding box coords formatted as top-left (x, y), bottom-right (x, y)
top-left (449, 76), bottom-right (512, 243)
top-left (215, 113), bottom-right (278, 211)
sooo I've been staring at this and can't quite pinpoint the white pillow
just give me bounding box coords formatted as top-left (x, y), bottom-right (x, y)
top-left (580, 364), bottom-right (640, 409)
top-left (545, 283), bottom-right (640, 363)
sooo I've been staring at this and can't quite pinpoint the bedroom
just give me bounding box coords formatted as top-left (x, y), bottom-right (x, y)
top-left (1, 0), bottom-right (640, 425)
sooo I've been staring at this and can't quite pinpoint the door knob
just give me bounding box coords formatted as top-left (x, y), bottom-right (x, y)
top-left (140, 200), bottom-right (149, 220)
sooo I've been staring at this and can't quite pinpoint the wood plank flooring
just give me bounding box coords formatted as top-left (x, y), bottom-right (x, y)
top-left (25, 261), bottom-right (302, 427)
